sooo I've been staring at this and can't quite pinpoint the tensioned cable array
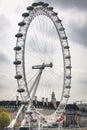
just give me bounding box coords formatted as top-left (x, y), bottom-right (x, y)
top-left (9, 1), bottom-right (72, 129)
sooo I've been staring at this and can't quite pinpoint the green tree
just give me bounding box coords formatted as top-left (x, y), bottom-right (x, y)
top-left (0, 108), bottom-right (7, 113)
top-left (0, 111), bottom-right (11, 129)
top-left (14, 121), bottom-right (21, 127)
top-left (51, 91), bottom-right (55, 100)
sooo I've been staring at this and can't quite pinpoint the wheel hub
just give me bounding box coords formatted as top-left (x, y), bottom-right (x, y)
top-left (32, 62), bottom-right (53, 69)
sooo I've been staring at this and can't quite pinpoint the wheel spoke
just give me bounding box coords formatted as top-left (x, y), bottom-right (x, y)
top-left (13, 2), bottom-right (71, 127)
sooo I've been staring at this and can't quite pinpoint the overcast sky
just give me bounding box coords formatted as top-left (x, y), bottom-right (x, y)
top-left (0, 0), bottom-right (87, 103)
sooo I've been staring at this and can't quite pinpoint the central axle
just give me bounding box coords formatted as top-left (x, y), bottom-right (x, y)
top-left (32, 62), bottom-right (53, 69)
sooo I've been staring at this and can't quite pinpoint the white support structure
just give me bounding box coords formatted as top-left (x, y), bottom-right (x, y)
top-left (8, 105), bottom-right (24, 129)
top-left (13, 1), bottom-right (71, 129)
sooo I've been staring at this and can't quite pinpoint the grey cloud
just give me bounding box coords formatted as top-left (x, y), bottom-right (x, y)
top-left (34, 0), bottom-right (87, 11)
top-left (80, 79), bottom-right (87, 85)
top-left (0, 51), bottom-right (10, 64)
top-left (0, 83), bottom-right (6, 89)
top-left (69, 22), bottom-right (87, 47)
top-left (0, 15), bottom-right (11, 63)
top-left (0, 14), bottom-right (11, 33)
top-left (0, 14), bottom-right (11, 45)
top-left (54, 0), bottom-right (87, 10)
top-left (33, 0), bottom-right (87, 48)
top-left (0, 83), bottom-right (9, 90)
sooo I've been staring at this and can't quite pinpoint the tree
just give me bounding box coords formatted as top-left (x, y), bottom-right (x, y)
top-left (0, 111), bottom-right (11, 129)
top-left (14, 121), bottom-right (21, 127)
top-left (51, 91), bottom-right (56, 100)
top-left (0, 108), bottom-right (7, 113)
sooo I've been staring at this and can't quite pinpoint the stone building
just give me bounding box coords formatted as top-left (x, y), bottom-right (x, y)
top-left (0, 100), bottom-right (24, 121)
top-left (77, 103), bottom-right (87, 127)
top-left (0, 99), bottom-right (87, 128)
top-left (63, 104), bottom-right (80, 127)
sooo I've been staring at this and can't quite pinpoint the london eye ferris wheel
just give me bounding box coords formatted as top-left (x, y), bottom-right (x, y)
top-left (11, 1), bottom-right (71, 128)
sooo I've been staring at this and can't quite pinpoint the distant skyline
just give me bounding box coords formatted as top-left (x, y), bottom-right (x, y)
top-left (0, 0), bottom-right (87, 103)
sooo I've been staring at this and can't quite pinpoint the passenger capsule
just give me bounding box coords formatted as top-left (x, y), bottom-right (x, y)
top-left (65, 56), bottom-right (71, 59)
top-left (18, 21), bottom-right (26, 26)
top-left (59, 27), bottom-right (65, 31)
top-left (15, 33), bottom-right (23, 38)
top-left (22, 12), bottom-right (29, 17)
top-left (27, 6), bottom-right (34, 10)
top-left (43, 3), bottom-right (49, 7)
top-left (52, 12), bottom-right (58, 16)
top-left (38, 2), bottom-right (44, 5)
top-left (13, 61), bottom-right (21, 65)
top-left (65, 86), bottom-right (71, 89)
top-left (14, 46), bottom-right (21, 51)
top-left (62, 36), bottom-right (67, 40)
top-left (64, 95), bottom-right (70, 98)
top-left (47, 7), bottom-right (54, 10)
top-left (32, 2), bottom-right (38, 7)
top-left (66, 66), bottom-right (72, 69)
top-left (66, 76), bottom-right (72, 79)
top-left (56, 19), bottom-right (62, 23)
top-left (64, 45), bottom-right (69, 49)
top-left (15, 75), bottom-right (22, 79)
top-left (17, 88), bottom-right (25, 93)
